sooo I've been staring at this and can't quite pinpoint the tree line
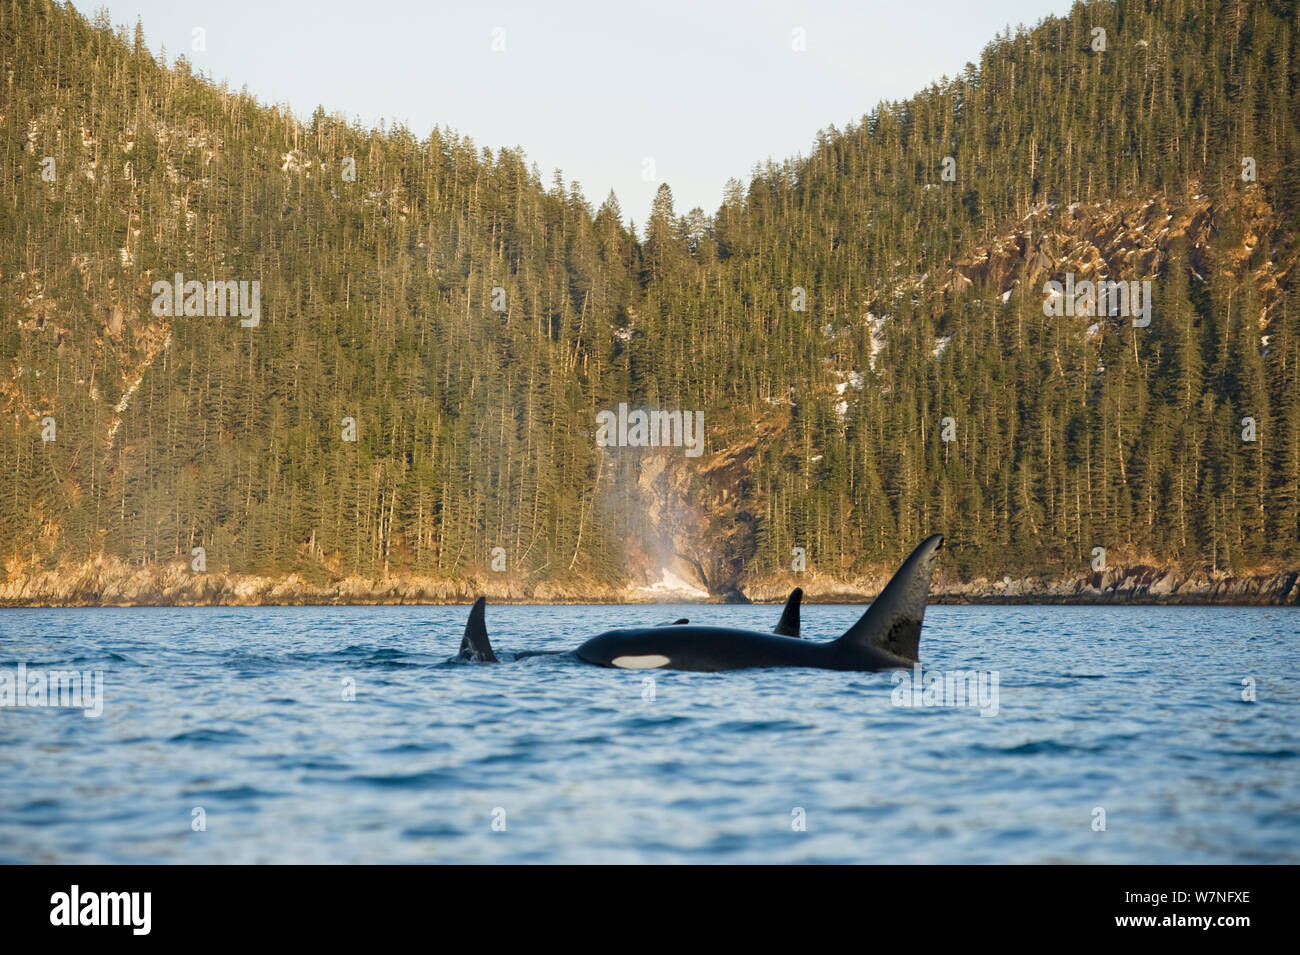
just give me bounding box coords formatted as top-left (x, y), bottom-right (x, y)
top-left (1, 0), bottom-right (1297, 593)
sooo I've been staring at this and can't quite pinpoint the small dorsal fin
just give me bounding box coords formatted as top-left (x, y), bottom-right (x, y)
top-left (773, 587), bottom-right (802, 637)
top-left (459, 597), bottom-right (498, 662)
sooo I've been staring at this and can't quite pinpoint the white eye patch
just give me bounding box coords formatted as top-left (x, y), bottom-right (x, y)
top-left (611, 654), bottom-right (670, 669)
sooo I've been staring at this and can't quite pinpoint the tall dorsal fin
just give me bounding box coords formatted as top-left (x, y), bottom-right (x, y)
top-left (835, 535), bottom-right (942, 663)
top-left (773, 587), bottom-right (802, 637)
top-left (459, 597), bottom-right (498, 662)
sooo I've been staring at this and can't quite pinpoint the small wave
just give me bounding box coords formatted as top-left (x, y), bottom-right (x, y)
top-left (376, 742), bottom-right (450, 755)
top-left (714, 719), bottom-right (814, 733)
top-left (344, 769), bottom-right (461, 789)
top-left (613, 715), bottom-right (694, 731)
top-left (402, 824), bottom-right (463, 839)
top-left (168, 728), bottom-right (251, 744)
top-left (972, 740), bottom-right (1097, 755)
top-left (65, 651), bottom-right (133, 664)
top-left (183, 785), bottom-right (281, 801)
top-left (1210, 748), bottom-right (1298, 759)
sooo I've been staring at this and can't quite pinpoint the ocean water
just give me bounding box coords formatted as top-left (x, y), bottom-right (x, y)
top-left (0, 603), bottom-right (1295, 864)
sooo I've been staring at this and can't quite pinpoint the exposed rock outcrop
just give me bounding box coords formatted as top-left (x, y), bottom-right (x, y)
top-left (746, 564), bottom-right (1300, 606)
top-left (3, 557), bottom-right (1297, 607)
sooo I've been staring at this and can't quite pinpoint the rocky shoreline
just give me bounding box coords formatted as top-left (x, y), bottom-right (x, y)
top-left (750, 565), bottom-right (1300, 606)
top-left (1, 557), bottom-right (1298, 607)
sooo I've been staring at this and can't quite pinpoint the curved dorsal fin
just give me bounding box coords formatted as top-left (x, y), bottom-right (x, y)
top-left (459, 597), bottom-right (498, 662)
top-left (835, 535), bottom-right (942, 663)
top-left (773, 587), bottom-right (802, 637)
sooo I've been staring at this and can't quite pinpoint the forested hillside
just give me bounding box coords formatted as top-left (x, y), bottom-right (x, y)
top-left (3, 0), bottom-right (1299, 602)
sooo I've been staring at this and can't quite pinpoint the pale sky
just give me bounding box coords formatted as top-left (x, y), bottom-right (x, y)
top-left (73, 0), bottom-right (1077, 228)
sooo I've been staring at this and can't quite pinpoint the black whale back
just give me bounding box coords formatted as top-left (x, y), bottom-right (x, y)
top-left (456, 535), bottom-right (943, 673)
top-left (573, 535), bottom-right (943, 673)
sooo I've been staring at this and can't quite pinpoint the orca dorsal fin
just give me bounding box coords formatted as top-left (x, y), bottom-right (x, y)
top-left (773, 587), bottom-right (802, 637)
top-left (459, 597), bottom-right (498, 662)
top-left (835, 535), bottom-right (942, 663)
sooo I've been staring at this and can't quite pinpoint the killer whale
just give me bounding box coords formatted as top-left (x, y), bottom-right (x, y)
top-left (457, 586), bottom-right (803, 663)
top-left (457, 535), bottom-right (941, 672)
top-left (577, 536), bottom-right (939, 671)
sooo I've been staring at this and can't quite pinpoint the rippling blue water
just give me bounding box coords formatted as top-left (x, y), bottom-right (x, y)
top-left (0, 604), bottom-right (1296, 863)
